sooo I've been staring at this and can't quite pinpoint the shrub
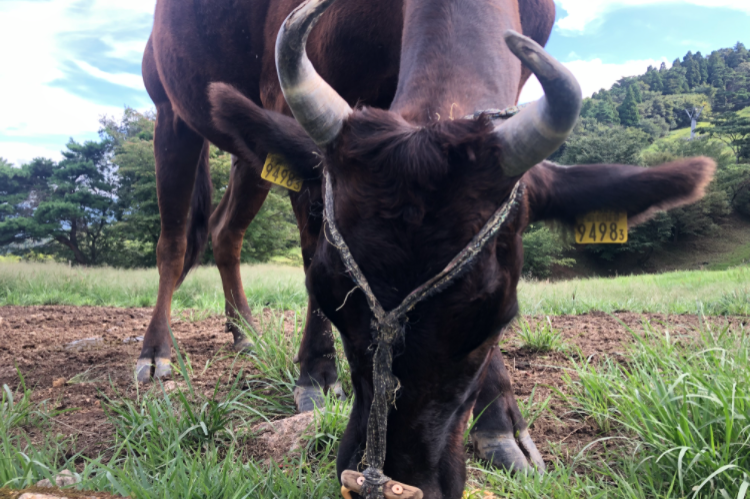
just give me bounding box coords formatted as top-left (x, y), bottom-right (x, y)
top-left (522, 224), bottom-right (575, 278)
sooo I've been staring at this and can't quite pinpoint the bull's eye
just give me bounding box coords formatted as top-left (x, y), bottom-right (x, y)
top-left (402, 205), bottom-right (424, 225)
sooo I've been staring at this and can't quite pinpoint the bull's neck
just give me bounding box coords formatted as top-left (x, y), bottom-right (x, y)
top-left (390, 0), bottom-right (523, 125)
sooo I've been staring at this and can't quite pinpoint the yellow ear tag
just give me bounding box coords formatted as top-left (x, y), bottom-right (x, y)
top-left (575, 211), bottom-right (628, 244)
top-left (261, 154), bottom-right (303, 192)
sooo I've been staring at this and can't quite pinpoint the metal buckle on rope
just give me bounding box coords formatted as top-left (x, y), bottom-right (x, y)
top-left (341, 470), bottom-right (423, 499)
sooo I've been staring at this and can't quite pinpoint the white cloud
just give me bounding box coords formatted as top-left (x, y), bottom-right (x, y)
top-left (75, 60), bottom-right (146, 90)
top-left (519, 57), bottom-right (667, 103)
top-left (0, 0), bottom-right (154, 165)
top-left (0, 142), bottom-right (65, 166)
top-left (556, 0), bottom-right (750, 32)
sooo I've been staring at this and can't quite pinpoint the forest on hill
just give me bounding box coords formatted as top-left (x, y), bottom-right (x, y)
top-left (1, 43), bottom-right (749, 277)
top-left (525, 42), bottom-right (750, 278)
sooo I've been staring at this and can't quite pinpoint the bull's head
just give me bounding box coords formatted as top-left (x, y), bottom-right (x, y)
top-left (276, 0), bottom-right (582, 176)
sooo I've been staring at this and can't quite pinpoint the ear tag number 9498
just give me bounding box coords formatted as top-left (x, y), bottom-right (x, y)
top-left (575, 211), bottom-right (628, 244)
top-left (261, 154), bottom-right (303, 192)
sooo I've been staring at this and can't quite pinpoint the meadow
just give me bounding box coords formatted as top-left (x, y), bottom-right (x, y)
top-left (1, 262), bottom-right (749, 498)
top-left (1, 261), bottom-right (748, 315)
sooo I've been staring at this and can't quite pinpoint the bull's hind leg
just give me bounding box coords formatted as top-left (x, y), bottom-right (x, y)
top-left (470, 345), bottom-right (546, 472)
top-left (289, 186), bottom-right (345, 412)
top-left (136, 102), bottom-right (208, 382)
top-left (209, 155), bottom-right (271, 350)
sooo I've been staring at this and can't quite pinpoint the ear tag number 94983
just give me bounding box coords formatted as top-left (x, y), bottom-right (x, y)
top-left (575, 211), bottom-right (628, 244)
top-left (261, 154), bottom-right (303, 192)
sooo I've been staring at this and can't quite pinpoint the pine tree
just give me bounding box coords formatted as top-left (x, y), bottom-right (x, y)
top-left (664, 66), bottom-right (689, 95)
top-left (696, 52), bottom-right (708, 84)
top-left (727, 42), bottom-right (748, 68)
top-left (632, 83), bottom-right (643, 103)
top-left (618, 86), bottom-right (640, 127)
top-left (0, 139), bottom-right (118, 264)
top-left (580, 98), bottom-right (596, 118)
top-left (701, 112), bottom-right (750, 163)
top-left (645, 68), bottom-right (664, 93)
top-left (709, 52), bottom-right (729, 88)
top-left (684, 51), bottom-right (701, 89)
top-left (594, 95), bottom-right (620, 125)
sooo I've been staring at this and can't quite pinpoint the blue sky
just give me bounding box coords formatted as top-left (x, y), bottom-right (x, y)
top-left (1, 0), bottom-right (748, 166)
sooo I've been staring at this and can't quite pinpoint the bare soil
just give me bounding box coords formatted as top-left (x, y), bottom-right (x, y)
top-left (0, 306), bottom-right (744, 466)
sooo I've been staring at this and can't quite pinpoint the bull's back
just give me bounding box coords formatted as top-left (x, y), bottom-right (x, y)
top-left (146, 0), bottom-right (403, 151)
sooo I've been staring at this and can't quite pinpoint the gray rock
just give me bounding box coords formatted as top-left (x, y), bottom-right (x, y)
top-left (253, 412), bottom-right (314, 461)
top-left (64, 337), bottom-right (103, 352)
top-left (35, 469), bottom-right (78, 488)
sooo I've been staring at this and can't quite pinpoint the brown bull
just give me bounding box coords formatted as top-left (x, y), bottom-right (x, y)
top-left (206, 0), bottom-right (716, 495)
top-left (142, 0), bottom-right (560, 473)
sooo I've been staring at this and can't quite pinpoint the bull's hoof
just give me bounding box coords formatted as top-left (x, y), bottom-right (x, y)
top-left (294, 385), bottom-right (324, 412)
top-left (135, 357), bottom-right (172, 383)
top-left (330, 381), bottom-right (346, 401)
top-left (232, 336), bottom-right (254, 353)
top-left (293, 382), bottom-right (347, 413)
top-left (471, 431), bottom-right (541, 473)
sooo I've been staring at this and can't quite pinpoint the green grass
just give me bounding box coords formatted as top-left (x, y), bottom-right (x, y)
top-left (2, 262), bottom-right (748, 316)
top-left (2, 262), bottom-right (750, 497)
top-left (0, 262), bottom-right (307, 312)
top-left (514, 317), bottom-right (568, 353)
top-left (5, 317), bottom-right (748, 498)
top-left (518, 267), bottom-right (750, 315)
top-left (561, 319), bottom-right (750, 498)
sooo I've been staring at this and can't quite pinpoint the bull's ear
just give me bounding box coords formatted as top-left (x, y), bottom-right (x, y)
top-left (208, 82), bottom-right (321, 178)
top-left (522, 157), bottom-right (716, 227)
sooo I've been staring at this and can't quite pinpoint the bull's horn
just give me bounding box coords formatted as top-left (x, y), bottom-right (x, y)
top-left (275, 0), bottom-right (351, 146)
top-left (494, 31), bottom-right (582, 176)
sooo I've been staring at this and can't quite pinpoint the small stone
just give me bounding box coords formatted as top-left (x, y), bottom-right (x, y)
top-left (52, 378), bottom-right (66, 388)
top-left (64, 337), bottom-right (104, 352)
top-left (253, 412), bottom-right (314, 461)
top-left (123, 336), bottom-right (144, 344)
top-left (36, 469), bottom-right (78, 488)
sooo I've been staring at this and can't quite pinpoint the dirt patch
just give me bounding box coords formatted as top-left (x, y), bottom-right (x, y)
top-left (0, 306), bottom-right (744, 467)
top-left (0, 305), bottom-right (299, 461)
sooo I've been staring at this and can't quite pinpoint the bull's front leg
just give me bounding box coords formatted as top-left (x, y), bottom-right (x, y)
top-left (289, 187), bottom-right (345, 412)
top-left (470, 345), bottom-right (545, 472)
top-left (293, 294), bottom-right (346, 411)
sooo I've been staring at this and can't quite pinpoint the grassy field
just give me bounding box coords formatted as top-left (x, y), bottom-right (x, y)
top-left (1, 261), bottom-right (748, 316)
top-left (1, 262), bottom-right (749, 498)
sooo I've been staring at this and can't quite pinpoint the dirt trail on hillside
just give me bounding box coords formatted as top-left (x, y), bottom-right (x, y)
top-left (0, 305), bottom-right (745, 466)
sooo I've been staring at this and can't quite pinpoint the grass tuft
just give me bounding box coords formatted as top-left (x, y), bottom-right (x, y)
top-left (515, 317), bottom-right (568, 353)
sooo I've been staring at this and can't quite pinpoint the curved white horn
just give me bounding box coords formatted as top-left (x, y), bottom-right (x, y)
top-left (275, 0), bottom-right (352, 146)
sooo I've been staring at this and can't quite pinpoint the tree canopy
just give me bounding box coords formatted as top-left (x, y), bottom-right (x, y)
top-left (1, 109), bottom-right (301, 267)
